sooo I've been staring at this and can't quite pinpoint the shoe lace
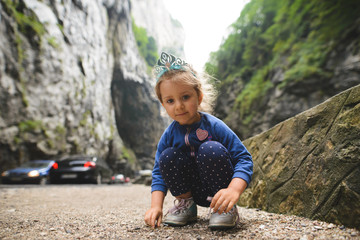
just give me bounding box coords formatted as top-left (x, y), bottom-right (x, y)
top-left (166, 198), bottom-right (192, 216)
top-left (206, 196), bottom-right (240, 224)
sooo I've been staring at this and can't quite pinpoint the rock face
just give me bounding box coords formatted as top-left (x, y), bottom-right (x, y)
top-left (0, 0), bottom-right (167, 173)
top-left (241, 84), bottom-right (360, 229)
top-left (131, 0), bottom-right (185, 56)
top-left (214, 13), bottom-right (360, 140)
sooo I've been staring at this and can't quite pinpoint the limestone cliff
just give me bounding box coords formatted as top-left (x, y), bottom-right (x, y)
top-left (131, 0), bottom-right (185, 57)
top-left (0, 0), bottom-right (167, 173)
top-left (241, 84), bottom-right (360, 229)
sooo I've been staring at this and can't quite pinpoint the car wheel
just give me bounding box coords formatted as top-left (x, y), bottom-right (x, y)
top-left (96, 173), bottom-right (102, 185)
top-left (39, 177), bottom-right (47, 185)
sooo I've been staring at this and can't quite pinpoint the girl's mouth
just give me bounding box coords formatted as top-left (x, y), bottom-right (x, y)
top-left (176, 112), bottom-right (188, 116)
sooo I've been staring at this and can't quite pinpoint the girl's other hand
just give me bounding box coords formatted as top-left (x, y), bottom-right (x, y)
top-left (210, 188), bottom-right (239, 214)
top-left (210, 178), bottom-right (247, 214)
top-left (144, 207), bottom-right (163, 228)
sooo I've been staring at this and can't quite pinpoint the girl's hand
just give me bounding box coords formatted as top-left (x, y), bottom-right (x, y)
top-left (144, 207), bottom-right (163, 228)
top-left (210, 178), bottom-right (247, 214)
top-left (210, 188), bottom-right (240, 214)
top-left (145, 190), bottom-right (165, 228)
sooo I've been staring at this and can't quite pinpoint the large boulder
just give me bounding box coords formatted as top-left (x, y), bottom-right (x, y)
top-left (241, 84), bottom-right (360, 229)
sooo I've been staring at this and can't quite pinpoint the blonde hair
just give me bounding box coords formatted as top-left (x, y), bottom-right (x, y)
top-left (154, 65), bottom-right (217, 113)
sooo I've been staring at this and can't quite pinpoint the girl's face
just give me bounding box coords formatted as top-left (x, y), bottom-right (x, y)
top-left (160, 80), bottom-right (203, 125)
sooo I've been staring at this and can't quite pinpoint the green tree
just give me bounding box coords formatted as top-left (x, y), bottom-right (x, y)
top-left (145, 37), bottom-right (158, 66)
top-left (132, 19), bottom-right (159, 67)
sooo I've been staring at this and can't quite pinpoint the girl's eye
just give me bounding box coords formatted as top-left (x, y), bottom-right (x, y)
top-left (182, 95), bottom-right (190, 100)
top-left (166, 99), bottom-right (174, 104)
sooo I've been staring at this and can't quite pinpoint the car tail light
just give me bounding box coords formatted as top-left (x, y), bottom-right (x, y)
top-left (112, 176), bottom-right (115, 180)
top-left (84, 161), bottom-right (96, 168)
top-left (52, 162), bottom-right (58, 169)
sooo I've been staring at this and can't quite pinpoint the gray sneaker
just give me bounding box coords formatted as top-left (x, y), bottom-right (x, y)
top-left (163, 197), bottom-right (197, 226)
top-left (209, 205), bottom-right (239, 230)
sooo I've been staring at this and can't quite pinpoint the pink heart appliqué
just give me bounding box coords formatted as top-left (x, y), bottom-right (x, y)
top-left (196, 128), bottom-right (208, 141)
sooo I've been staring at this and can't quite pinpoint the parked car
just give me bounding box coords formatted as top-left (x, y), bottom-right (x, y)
top-left (133, 169), bottom-right (152, 185)
top-left (49, 155), bottom-right (112, 184)
top-left (109, 174), bottom-right (125, 184)
top-left (1, 160), bottom-right (55, 185)
top-left (109, 174), bottom-right (130, 184)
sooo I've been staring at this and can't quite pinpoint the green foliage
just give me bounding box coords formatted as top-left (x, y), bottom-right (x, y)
top-left (121, 146), bottom-right (136, 164)
top-left (19, 120), bottom-right (43, 133)
top-left (55, 125), bottom-right (66, 140)
top-left (79, 110), bottom-right (91, 127)
top-left (47, 36), bottom-right (59, 49)
top-left (236, 67), bottom-right (273, 118)
top-left (145, 37), bottom-right (158, 66)
top-left (15, 120), bottom-right (44, 143)
top-left (79, 111), bottom-right (101, 140)
top-left (132, 18), bottom-right (159, 67)
top-left (206, 0), bottom-right (360, 118)
top-left (121, 147), bottom-right (130, 160)
top-left (57, 23), bottom-right (64, 35)
top-left (2, 0), bottom-right (45, 37)
top-left (2, 0), bottom-right (47, 107)
top-left (19, 76), bottom-right (29, 107)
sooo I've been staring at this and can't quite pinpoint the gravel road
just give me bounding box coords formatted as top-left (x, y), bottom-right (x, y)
top-left (0, 184), bottom-right (359, 239)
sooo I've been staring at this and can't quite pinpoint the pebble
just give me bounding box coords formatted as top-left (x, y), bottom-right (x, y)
top-left (327, 223), bottom-right (335, 229)
top-left (300, 235), bottom-right (308, 240)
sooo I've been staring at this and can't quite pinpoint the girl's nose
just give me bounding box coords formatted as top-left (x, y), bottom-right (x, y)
top-left (175, 100), bottom-right (184, 109)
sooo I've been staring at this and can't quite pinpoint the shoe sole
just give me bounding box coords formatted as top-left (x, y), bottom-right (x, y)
top-left (209, 223), bottom-right (236, 230)
top-left (164, 217), bottom-right (197, 227)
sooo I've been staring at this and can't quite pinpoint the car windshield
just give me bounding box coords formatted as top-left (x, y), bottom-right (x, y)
top-left (21, 161), bottom-right (50, 168)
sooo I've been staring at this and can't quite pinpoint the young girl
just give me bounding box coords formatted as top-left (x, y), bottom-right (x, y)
top-left (144, 52), bottom-right (253, 230)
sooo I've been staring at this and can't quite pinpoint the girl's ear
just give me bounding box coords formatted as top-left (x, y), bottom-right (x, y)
top-left (198, 92), bottom-right (203, 105)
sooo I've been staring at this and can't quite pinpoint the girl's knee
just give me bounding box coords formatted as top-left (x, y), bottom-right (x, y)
top-left (197, 141), bottom-right (232, 168)
top-left (159, 148), bottom-right (190, 170)
top-left (159, 147), bottom-right (178, 166)
top-left (198, 141), bottom-right (227, 155)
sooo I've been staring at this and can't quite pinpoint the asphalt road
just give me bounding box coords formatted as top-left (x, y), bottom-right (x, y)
top-left (0, 184), bottom-right (359, 239)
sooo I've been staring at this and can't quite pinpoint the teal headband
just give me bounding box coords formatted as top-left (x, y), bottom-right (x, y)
top-left (154, 52), bottom-right (192, 81)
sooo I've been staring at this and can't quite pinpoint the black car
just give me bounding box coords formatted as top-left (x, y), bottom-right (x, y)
top-left (49, 156), bottom-right (112, 184)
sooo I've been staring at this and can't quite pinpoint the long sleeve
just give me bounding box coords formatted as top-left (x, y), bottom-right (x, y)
top-left (151, 129), bottom-right (169, 193)
top-left (213, 120), bottom-right (253, 185)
